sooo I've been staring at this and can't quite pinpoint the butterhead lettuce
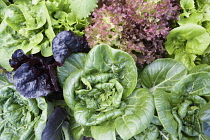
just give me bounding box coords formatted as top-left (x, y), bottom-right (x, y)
top-left (63, 45), bottom-right (155, 140)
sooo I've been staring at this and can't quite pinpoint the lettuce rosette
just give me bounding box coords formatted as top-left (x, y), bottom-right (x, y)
top-left (140, 59), bottom-right (210, 139)
top-left (61, 45), bottom-right (155, 140)
top-left (0, 73), bottom-right (53, 140)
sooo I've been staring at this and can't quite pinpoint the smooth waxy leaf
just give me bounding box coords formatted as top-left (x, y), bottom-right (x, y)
top-left (189, 64), bottom-right (210, 73)
top-left (154, 89), bottom-right (179, 136)
top-left (57, 53), bottom-right (87, 86)
top-left (140, 58), bottom-right (187, 92)
top-left (134, 125), bottom-right (159, 140)
top-left (91, 121), bottom-right (116, 140)
top-left (115, 88), bottom-right (154, 140)
top-left (42, 107), bottom-right (68, 140)
top-left (173, 72), bottom-right (210, 98)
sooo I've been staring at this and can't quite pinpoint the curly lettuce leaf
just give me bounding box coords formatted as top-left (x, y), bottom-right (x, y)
top-left (165, 24), bottom-right (210, 69)
top-left (0, 0), bottom-right (7, 23)
top-left (83, 44), bottom-right (137, 99)
top-left (165, 24), bottom-right (210, 55)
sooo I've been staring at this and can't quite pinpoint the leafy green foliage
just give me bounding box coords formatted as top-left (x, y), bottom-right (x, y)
top-left (0, 73), bottom-right (52, 140)
top-left (63, 45), bottom-right (154, 140)
top-left (0, 0), bottom-right (89, 71)
top-left (57, 53), bottom-right (87, 86)
top-left (165, 0), bottom-right (210, 69)
top-left (140, 58), bottom-right (187, 92)
top-left (69, 0), bottom-right (98, 19)
top-left (165, 24), bottom-right (210, 70)
top-left (139, 58), bottom-right (210, 139)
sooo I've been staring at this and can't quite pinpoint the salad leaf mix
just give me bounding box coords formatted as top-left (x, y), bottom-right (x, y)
top-left (1, 0), bottom-right (210, 140)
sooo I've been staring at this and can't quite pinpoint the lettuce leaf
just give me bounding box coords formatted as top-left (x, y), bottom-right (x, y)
top-left (69, 0), bottom-right (98, 19)
top-left (0, 0), bottom-right (90, 71)
top-left (63, 45), bottom-right (154, 140)
top-left (0, 73), bottom-right (53, 140)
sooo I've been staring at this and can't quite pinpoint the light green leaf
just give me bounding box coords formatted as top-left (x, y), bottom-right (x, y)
top-left (134, 125), bottom-right (159, 140)
top-left (57, 53), bottom-right (87, 86)
top-left (178, 12), bottom-right (203, 25)
top-left (84, 44), bottom-right (137, 99)
top-left (69, 0), bottom-right (98, 19)
top-left (5, 4), bottom-right (26, 31)
top-left (115, 88), bottom-right (154, 140)
top-left (180, 0), bottom-right (195, 11)
top-left (173, 72), bottom-right (210, 98)
top-left (189, 64), bottom-right (210, 73)
top-left (0, 73), bottom-right (51, 140)
top-left (165, 24), bottom-right (210, 55)
top-left (174, 50), bottom-right (196, 70)
top-left (140, 58), bottom-right (187, 92)
top-left (91, 120), bottom-right (116, 140)
top-left (154, 89), bottom-right (178, 136)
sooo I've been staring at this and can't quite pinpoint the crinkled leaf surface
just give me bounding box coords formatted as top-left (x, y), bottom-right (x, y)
top-left (52, 31), bottom-right (90, 65)
top-left (115, 88), bottom-right (154, 140)
top-left (0, 0), bottom-right (7, 22)
top-left (63, 45), bottom-right (140, 139)
top-left (57, 53), bottom-right (87, 87)
top-left (0, 73), bottom-right (51, 140)
top-left (0, 0), bottom-right (90, 71)
top-left (165, 24), bottom-right (210, 55)
top-left (69, 0), bottom-right (98, 19)
top-left (140, 58), bottom-right (187, 92)
top-left (83, 44), bottom-right (137, 99)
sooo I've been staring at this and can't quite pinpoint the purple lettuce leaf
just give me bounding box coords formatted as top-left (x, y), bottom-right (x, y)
top-left (52, 31), bottom-right (90, 66)
top-left (10, 49), bottom-right (61, 98)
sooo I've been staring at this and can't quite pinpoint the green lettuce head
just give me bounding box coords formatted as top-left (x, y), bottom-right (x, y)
top-left (0, 73), bottom-right (52, 140)
top-left (63, 45), bottom-right (155, 140)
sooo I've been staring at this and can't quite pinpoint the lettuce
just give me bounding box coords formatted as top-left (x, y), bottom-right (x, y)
top-left (0, 0), bottom-right (90, 71)
top-left (0, 73), bottom-right (53, 140)
top-left (165, 0), bottom-right (210, 69)
top-left (140, 58), bottom-right (210, 139)
top-left (62, 45), bottom-right (155, 140)
top-left (165, 24), bottom-right (210, 70)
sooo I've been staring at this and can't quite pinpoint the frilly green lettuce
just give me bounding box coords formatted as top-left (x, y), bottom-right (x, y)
top-left (0, 0), bottom-right (89, 71)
